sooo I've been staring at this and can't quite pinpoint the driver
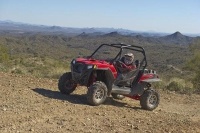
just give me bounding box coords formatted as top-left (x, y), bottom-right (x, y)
top-left (114, 53), bottom-right (137, 86)
top-left (120, 53), bottom-right (136, 71)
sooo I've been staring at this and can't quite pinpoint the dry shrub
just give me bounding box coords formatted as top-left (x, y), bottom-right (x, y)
top-left (166, 78), bottom-right (194, 94)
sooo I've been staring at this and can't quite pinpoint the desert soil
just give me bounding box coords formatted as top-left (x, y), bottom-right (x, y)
top-left (0, 72), bottom-right (200, 133)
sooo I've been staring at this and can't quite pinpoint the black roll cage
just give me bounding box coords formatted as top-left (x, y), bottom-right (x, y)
top-left (89, 43), bottom-right (147, 70)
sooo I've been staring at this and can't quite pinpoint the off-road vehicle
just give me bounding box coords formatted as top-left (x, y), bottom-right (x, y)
top-left (58, 43), bottom-right (160, 110)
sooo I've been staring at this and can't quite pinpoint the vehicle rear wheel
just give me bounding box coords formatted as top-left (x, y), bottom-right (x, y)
top-left (87, 81), bottom-right (108, 106)
top-left (58, 72), bottom-right (77, 94)
top-left (111, 93), bottom-right (125, 100)
top-left (140, 89), bottom-right (160, 111)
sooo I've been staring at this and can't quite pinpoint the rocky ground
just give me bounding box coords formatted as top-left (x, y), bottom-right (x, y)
top-left (0, 72), bottom-right (200, 133)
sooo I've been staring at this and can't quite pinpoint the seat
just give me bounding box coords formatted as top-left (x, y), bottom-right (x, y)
top-left (114, 67), bottom-right (139, 87)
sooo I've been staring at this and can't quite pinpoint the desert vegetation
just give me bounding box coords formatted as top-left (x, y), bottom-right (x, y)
top-left (0, 32), bottom-right (199, 94)
top-left (185, 39), bottom-right (200, 93)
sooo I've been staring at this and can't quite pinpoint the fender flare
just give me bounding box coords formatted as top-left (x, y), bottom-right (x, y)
top-left (94, 68), bottom-right (115, 96)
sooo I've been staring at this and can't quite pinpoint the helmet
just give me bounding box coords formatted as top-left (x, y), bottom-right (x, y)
top-left (124, 53), bottom-right (134, 65)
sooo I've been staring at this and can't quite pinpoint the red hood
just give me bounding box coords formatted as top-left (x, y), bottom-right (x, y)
top-left (76, 57), bottom-right (110, 65)
top-left (75, 57), bottom-right (117, 78)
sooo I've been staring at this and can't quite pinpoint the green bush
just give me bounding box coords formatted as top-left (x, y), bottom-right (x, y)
top-left (185, 39), bottom-right (200, 94)
top-left (185, 51), bottom-right (200, 93)
top-left (167, 81), bottom-right (183, 92)
top-left (11, 68), bottom-right (23, 74)
top-left (166, 78), bottom-right (194, 94)
top-left (0, 44), bottom-right (10, 63)
top-left (193, 72), bottom-right (200, 93)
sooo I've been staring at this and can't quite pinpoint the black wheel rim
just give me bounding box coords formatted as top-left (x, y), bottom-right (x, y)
top-left (65, 80), bottom-right (75, 90)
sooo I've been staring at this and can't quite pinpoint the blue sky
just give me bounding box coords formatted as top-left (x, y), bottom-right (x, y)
top-left (0, 0), bottom-right (200, 34)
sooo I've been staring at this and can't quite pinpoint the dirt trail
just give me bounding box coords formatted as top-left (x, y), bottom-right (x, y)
top-left (0, 72), bottom-right (200, 133)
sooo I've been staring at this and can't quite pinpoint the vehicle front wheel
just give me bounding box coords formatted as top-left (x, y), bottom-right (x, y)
top-left (58, 72), bottom-right (77, 94)
top-left (87, 81), bottom-right (108, 106)
top-left (140, 89), bottom-right (160, 111)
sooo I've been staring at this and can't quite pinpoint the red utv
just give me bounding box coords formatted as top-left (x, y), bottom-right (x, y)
top-left (58, 43), bottom-right (161, 111)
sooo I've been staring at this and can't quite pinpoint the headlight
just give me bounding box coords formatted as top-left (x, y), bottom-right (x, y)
top-left (87, 65), bottom-right (93, 69)
top-left (72, 60), bottom-right (76, 64)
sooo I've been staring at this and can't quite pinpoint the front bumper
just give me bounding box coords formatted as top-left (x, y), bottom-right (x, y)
top-left (71, 62), bottom-right (93, 85)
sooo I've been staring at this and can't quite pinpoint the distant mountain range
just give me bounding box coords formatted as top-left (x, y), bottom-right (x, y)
top-left (0, 20), bottom-right (199, 45)
top-left (1, 20), bottom-right (199, 37)
top-left (0, 20), bottom-right (166, 37)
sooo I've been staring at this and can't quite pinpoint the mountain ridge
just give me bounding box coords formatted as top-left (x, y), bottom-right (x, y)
top-left (1, 20), bottom-right (199, 37)
top-left (159, 31), bottom-right (194, 45)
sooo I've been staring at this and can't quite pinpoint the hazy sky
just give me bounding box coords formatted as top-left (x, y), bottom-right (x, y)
top-left (0, 0), bottom-right (200, 34)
